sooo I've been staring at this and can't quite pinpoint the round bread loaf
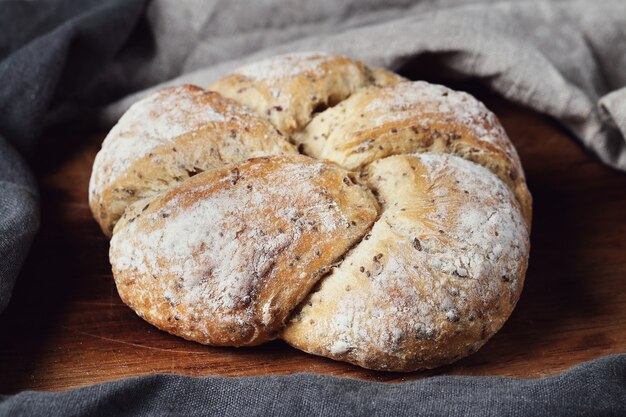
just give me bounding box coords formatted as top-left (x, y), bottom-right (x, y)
top-left (91, 52), bottom-right (532, 371)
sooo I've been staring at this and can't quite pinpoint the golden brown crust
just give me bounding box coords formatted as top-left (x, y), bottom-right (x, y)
top-left (209, 52), bottom-right (405, 135)
top-left (89, 85), bottom-right (296, 236)
top-left (93, 52), bottom-right (532, 372)
top-left (281, 153), bottom-right (529, 371)
top-left (293, 81), bottom-right (532, 224)
top-left (110, 155), bottom-right (379, 346)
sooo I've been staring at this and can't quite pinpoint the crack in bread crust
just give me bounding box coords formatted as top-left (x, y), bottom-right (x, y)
top-left (281, 153), bottom-right (529, 371)
top-left (209, 52), bottom-right (405, 136)
top-left (96, 52), bottom-right (532, 371)
top-left (293, 81), bottom-right (532, 224)
top-left (89, 85), bottom-right (296, 236)
top-left (110, 155), bottom-right (379, 346)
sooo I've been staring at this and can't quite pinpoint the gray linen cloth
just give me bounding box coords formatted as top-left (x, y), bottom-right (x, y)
top-left (2, 354), bottom-right (626, 416)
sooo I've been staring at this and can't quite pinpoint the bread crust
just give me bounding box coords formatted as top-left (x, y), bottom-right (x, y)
top-left (93, 52), bottom-right (532, 371)
top-left (282, 153), bottom-right (529, 371)
top-left (89, 85), bottom-right (296, 236)
top-left (294, 81), bottom-right (532, 224)
top-left (110, 155), bottom-right (379, 346)
top-left (209, 52), bottom-right (405, 135)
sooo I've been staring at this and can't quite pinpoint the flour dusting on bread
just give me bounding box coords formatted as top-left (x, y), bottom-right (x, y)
top-left (235, 52), bottom-right (332, 80)
top-left (95, 53), bottom-right (531, 370)
top-left (110, 155), bottom-right (378, 346)
top-left (282, 153), bottom-right (529, 371)
top-left (94, 86), bottom-right (253, 188)
top-left (365, 81), bottom-right (511, 149)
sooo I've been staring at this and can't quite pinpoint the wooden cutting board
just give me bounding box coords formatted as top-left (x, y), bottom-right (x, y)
top-left (1, 88), bottom-right (625, 393)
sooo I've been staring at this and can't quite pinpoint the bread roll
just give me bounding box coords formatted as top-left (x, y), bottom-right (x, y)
top-left (92, 52), bottom-right (532, 372)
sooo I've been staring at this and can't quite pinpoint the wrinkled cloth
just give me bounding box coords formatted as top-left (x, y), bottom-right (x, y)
top-left (0, 136), bottom-right (38, 313)
top-left (2, 354), bottom-right (626, 417)
top-left (0, 0), bottom-right (146, 313)
top-left (104, 0), bottom-right (626, 170)
top-left (1, 0), bottom-right (626, 415)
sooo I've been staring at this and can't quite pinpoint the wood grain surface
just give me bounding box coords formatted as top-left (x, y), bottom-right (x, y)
top-left (1, 89), bottom-right (625, 393)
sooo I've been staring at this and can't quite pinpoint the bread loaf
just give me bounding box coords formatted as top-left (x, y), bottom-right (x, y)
top-left (90, 52), bottom-right (531, 371)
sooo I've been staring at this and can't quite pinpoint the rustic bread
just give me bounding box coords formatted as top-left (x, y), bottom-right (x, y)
top-left (92, 52), bottom-right (532, 371)
top-left (110, 155), bottom-right (378, 346)
top-left (89, 85), bottom-right (296, 236)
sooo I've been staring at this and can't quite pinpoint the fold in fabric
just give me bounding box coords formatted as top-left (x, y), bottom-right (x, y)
top-left (2, 354), bottom-right (625, 416)
top-left (0, 0), bottom-right (146, 314)
top-left (102, 0), bottom-right (626, 171)
top-left (0, 136), bottom-right (38, 313)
